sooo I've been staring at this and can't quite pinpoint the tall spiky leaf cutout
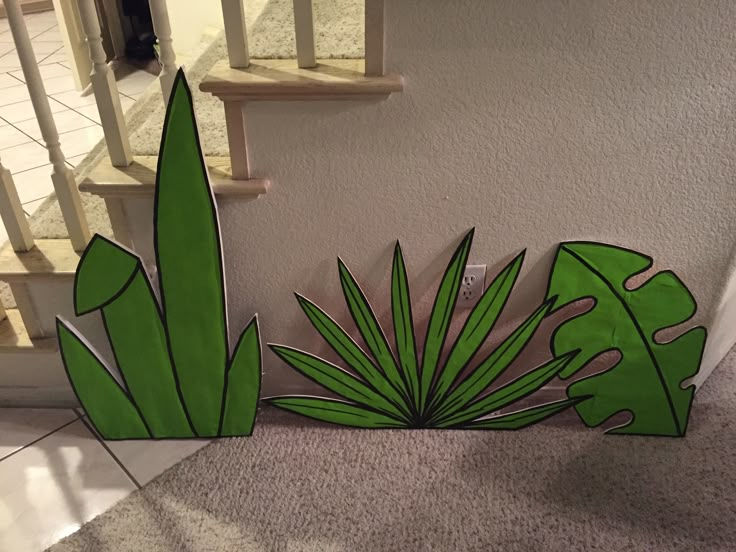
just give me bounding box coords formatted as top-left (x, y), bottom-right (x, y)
top-left (58, 70), bottom-right (261, 439)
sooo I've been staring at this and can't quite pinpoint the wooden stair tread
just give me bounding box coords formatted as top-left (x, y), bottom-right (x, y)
top-left (0, 239), bottom-right (80, 282)
top-left (199, 59), bottom-right (403, 100)
top-left (0, 309), bottom-right (57, 352)
top-left (80, 155), bottom-right (270, 198)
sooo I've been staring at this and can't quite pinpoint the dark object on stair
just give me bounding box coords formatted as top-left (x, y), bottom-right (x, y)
top-left (122, 0), bottom-right (157, 61)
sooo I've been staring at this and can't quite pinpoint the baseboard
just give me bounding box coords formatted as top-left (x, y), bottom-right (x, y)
top-left (0, 0), bottom-right (54, 19)
top-left (0, 385), bottom-right (78, 408)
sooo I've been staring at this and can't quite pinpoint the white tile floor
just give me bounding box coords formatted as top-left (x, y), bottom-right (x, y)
top-left (0, 408), bottom-right (210, 552)
top-left (0, 9), bottom-right (158, 248)
top-left (0, 11), bottom-right (202, 552)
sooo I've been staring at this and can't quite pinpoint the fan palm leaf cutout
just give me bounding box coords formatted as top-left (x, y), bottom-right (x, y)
top-left (265, 230), bottom-right (585, 429)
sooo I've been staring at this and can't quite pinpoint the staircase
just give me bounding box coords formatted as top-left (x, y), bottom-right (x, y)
top-left (0, 0), bottom-right (401, 407)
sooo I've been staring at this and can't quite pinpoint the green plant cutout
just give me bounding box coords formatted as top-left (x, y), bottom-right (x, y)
top-left (546, 242), bottom-right (707, 437)
top-left (265, 229), bottom-right (585, 429)
top-left (57, 70), bottom-right (261, 440)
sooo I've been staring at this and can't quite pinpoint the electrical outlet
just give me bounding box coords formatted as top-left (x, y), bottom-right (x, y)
top-left (459, 265), bottom-right (486, 308)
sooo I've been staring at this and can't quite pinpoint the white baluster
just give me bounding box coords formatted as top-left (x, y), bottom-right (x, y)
top-left (364, 0), bottom-right (385, 76)
top-left (78, 0), bottom-right (132, 168)
top-left (293, 0), bottom-right (316, 68)
top-left (99, 0), bottom-right (128, 59)
top-left (5, 0), bottom-right (90, 252)
top-left (220, 0), bottom-right (250, 68)
top-left (223, 101), bottom-right (249, 179)
top-left (150, 0), bottom-right (178, 103)
top-left (0, 157), bottom-right (34, 252)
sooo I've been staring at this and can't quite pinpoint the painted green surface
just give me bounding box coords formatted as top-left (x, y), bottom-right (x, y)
top-left (219, 317), bottom-right (262, 436)
top-left (74, 234), bottom-right (139, 315)
top-left (418, 230), bottom-right (473, 414)
top-left (155, 73), bottom-right (229, 437)
top-left (546, 242), bottom-right (707, 437)
top-left (296, 293), bottom-right (411, 419)
top-left (339, 260), bottom-right (411, 408)
top-left (429, 298), bottom-right (557, 423)
top-left (266, 230), bottom-right (581, 430)
top-left (74, 235), bottom-right (193, 437)
top-left (391, 243), bottom-right (420, 413)
top-left (428, 250), bottom-right (525, 411)
top-left (57, 70), bottom-right (261, 440)
top-left (462, 398), bottom-right (585, 430)
top-left (267, 397), bottom-right (406, 428)
top-left (57, 319), bottom-right (150, 439)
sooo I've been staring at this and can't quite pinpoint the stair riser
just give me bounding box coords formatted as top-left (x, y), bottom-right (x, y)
top-left (24, 280), bottom-right (114, 361)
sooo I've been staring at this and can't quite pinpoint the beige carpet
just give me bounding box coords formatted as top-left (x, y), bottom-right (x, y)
top-left (1, 0), bottom-right (362, 308)
top-left (49, 346), bottom-right (736, 551)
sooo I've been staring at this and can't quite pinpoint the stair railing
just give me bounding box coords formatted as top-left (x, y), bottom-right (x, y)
top-left (219, 0), bottom-right (386, 75)
top-left (4, 0), bottom-right (91, 253)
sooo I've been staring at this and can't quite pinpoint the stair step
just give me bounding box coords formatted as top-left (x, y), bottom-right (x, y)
top-left (199, 58), bottom-right (404, 101)
top-left (79, 155), bottom-right (270, 198)
top-left (0, 309), bottom-right (57, 353)
top-left (0, 239), bottom-right (80, 283)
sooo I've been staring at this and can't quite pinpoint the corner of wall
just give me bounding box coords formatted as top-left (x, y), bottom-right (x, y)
top-left (695, 239), bottom-right (736, 387)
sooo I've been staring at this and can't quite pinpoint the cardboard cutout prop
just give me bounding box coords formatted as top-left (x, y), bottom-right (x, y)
top-left (57, 71), bottom-right (261, 440)
top-left (265, 229), bottom-right (584, 429)
top-left (546, 242), bottom-right (707, 437)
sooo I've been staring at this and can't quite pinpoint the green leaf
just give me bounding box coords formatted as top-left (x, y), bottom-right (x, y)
top-left (430, 298), bottom-right (556, 423)
top-left (391, 242), bottom-right (420, 413)
top-left (155, 71), bottom-right (228, 436)
top-left (74, 234), bottom-right (140, 316)
top-left (547, 242), bottom-right (707, 436)
top-left (265, 396), bottom-right (405, 428)
top-left (269, 345), bottom-right (408, 422)
top-left (57, 318), bottom-right (150, 440)
top-left (419, 229), bottom-right (474, 415)
top-left (74, 235), bottom-right (193, 438)
top-left (429, 250), bottom-right (525, 411)
top-left (338, 259), bottom-right (410, 405)
top-left (219, 316), bottom-right (262, 437)
top-left (436, 352), bottom-right (578, 427)
top-left (296, 293), bottom-right (411, 419)
top-left (459, 397), bottom-right (586, 430)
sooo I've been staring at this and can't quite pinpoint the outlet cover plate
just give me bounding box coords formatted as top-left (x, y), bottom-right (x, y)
top-left (459, 264), bottom-right (486, 308)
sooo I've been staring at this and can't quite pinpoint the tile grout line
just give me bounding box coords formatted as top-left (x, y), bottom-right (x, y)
top-left (4, 119), bottom-right (46, 149)
top-left (36, 45), bottom-right (64, 66)
top-left (3, 95), bottom-right (72, 125)
top-left (74, 410), bottom-right (143, 490)
top-left (21, 192), bottom-right (53, 206)
top-left (3, 112), bottom-right (101, 166)
top-left (66, 104), bottom-right (105, 127)
top-left (6, 71), bottom-right (24, 85)
top-left (0, 416), bottom-right (78, 464)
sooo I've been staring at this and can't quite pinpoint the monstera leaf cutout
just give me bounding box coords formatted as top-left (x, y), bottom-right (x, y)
top-left (546, 242), bottom-right (706, 437)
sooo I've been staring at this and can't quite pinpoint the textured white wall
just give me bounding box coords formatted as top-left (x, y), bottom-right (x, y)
top-left (126, 0), bottom-right (736, 396)
top-left (164, 0), bottom-right (270, 55)
top-left (231, 0), bottom-right (736, 394)
top-left (164, 0), bottom-right (223, 54)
